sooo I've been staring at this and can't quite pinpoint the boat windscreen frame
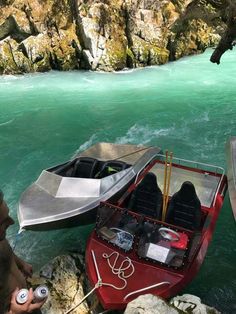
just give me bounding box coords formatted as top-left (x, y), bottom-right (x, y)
top-left (95, 203), bottom-right (139, 252)
top-left (95, 203), bottom-right (194, 270)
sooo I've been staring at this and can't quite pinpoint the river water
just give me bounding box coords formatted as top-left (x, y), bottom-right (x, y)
top-left (0, 49), bottom-right (236, 313)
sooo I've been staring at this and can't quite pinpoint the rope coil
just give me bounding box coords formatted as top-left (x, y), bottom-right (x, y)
top-left (102, 251), bottom-right (135, 290)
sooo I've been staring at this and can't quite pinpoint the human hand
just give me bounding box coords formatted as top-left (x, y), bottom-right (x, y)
top-left (20, 261), bottom-right (33, 278)
top-left (14, 254), bottom-right (33, 278)
top-left (8, 287), bottom-right (46, 314)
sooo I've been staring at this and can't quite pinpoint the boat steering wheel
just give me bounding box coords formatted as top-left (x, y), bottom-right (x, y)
top-left (158, 227), bottom-right (180, 242)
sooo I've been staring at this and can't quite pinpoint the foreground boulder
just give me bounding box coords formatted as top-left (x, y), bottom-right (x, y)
top-left (30, 253), bottom-right (221, 314)
top-left (124, 294), bottom-right (220, 314)
top-left (124, 294), bottom-right (178, 314)
top-left (170, 294), bottom-right (221, 314)
top-left (29, 253), bottom-right (90, 314)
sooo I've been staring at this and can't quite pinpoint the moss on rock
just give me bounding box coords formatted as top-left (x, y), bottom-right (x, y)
top-left (132, 35), bottom-right (169, 66)
top-left (0, 0), bottom-right (230, 73)
top-left (174, 18), bottom-right (220, 59)
top-left (0, 38), bottom-right (32, 74)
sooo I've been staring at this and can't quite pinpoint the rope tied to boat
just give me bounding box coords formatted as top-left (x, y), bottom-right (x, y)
top-left (64, 250), bottom-right (133, 314)
top-left (64, 250), bottom-right (170, 313)
top-left (64, 281), bottom-right (101, 314)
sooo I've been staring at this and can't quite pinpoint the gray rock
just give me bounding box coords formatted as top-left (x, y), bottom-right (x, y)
top-left (124, 294), bottom-right (178, 314)
top-left (32, 254), bottom-right (90, 314)
top-left (170, 294), bottom-right (221, 314)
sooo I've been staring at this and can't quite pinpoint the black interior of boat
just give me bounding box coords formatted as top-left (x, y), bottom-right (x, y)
top-left (71, 157), bottom-right (98, 178)
top-left (95, 171), bottom-right (209, 269)
top-left (48, 157), bottom-right (131, 178)
top-left (165, 181), bottom-right (202, 231)
top-left (119, 173), bottom-right (204, 231)
top-left (127, 172), bottom-right (163, 220)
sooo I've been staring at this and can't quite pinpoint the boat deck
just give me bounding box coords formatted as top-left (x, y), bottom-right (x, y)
top-left (151, 162), bottom-right (222, 208)
top-left (78, 142), bottom-right (156, 165)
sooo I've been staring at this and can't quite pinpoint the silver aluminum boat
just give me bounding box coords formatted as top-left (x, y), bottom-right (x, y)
top-left (18, 142), bottom-right (161, 231)
top-left (226, 137), bottom-right (236, 220)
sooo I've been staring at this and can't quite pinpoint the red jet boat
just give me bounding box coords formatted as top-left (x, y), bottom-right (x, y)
top-left (86, 153), bottom-right (227, 310)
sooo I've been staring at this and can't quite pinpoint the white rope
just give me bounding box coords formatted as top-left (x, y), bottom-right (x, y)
top-left (92, 250), bottom-right (102, 282)
top-left (124, 281), bottom-right (170, 301)
top-left (64, 250), bottom-right (102, 314)
top-left (64, 283), bottom-right (99, 314)
top-left (102, 251), bottom-right (135, 290)
top-left (64, 250), bottom-right (168, 313)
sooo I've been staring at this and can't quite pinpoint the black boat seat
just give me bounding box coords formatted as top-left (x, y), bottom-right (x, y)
top-left (71, 157), bottom-right (98, 178)
top-left (166, 181), bottom-right (201, 230)
top-left (52, 159), bottom-right (76, 176)
top-left (96, 160), bottom-right (129, 178)
top-left (128, 172), bottom-right (162, 219)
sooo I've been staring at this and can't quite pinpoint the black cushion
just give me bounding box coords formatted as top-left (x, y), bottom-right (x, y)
top-left (128, 172), bottom-right (162, 219)
top-left (71, 157), bottom-right (98, 178)
top-left (166, 181), bottom-right (201, 230)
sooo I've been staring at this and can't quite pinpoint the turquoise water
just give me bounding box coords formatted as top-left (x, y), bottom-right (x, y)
top-left (0, 48), bottom-right (236, 312)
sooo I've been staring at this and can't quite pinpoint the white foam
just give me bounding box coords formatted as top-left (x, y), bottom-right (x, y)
top-left (193, 112), bottom-right (210, 122)
top-left (71, 134), bottom-right (97, 158)
top-left (116, 124), bottom-right (173, 145)
top-left (0, 119), bottom-right (14, 127)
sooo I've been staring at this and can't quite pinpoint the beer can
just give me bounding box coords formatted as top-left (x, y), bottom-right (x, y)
top-left (33, 285), bottom-right (49, 302)
top-left (16, 289), bottom-right (29, 304)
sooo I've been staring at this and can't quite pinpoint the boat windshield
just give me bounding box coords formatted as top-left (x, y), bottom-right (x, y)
top-left (136, 222), bottom-right (191, 268)
top-left (48, 157), bottom-right (131, 179)
top-left (96, 204), bottom-right (138, 252)
top-left (96, 203), bottom-right (194, 268)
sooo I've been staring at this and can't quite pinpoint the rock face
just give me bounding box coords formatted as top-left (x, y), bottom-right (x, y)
top-left (170, 294), bottom-right (221, 314)
top-left (31, 254), bottom-right (221, 314)
top-left (124, 294), bottom-right (221, 314)
top-left (124, 294), bottom-right (179, 314)
top-left (29, 253), bottom-right (90, 314)
top-left (0, 0), bottom-right (230, 74)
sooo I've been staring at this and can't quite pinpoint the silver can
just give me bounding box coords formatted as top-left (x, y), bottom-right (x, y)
top-left (33, 285), bottom-right (49, 302)
top-left (16, 289), bottom-right (29, 304)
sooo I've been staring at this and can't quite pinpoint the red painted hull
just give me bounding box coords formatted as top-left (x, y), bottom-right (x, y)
top-left (86, 156), bottom-right (227, 310)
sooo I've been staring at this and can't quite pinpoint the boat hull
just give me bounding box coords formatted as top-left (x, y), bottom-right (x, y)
top-left (18, 143), bottom-right (161, 231)
top-left (85, 155), bottom-right (227, 310)
top-left (86, 193), bottom-right (224, 310)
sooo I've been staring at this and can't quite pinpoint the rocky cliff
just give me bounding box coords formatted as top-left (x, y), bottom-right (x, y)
top-left (0, 0), bottom-right (230, 74)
